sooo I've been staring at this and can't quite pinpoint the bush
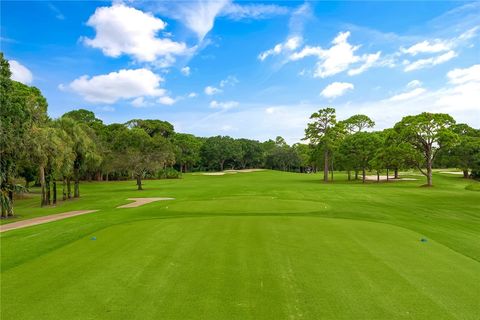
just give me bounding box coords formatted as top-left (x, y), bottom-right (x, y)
top-left (157, 168), bottom-right (182, 179)
top-left (470, 170), bottom-right (480, 180)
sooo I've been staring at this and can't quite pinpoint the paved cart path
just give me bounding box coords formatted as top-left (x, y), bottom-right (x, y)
top-left (0, 210), bottom-right (99, 233)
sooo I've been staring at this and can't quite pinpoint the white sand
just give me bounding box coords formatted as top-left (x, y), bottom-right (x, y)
top-left (203, 169), bottom-right (265, 175)
top-left (439, 171), bottom-right (464, 175)
top-left (364, 175), bottom-right (418, 181)
top-left (117, 198), bottom-right (175, 208)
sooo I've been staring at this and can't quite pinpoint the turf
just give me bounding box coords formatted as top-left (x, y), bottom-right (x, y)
top-left (1, 171), bottom-right (480, 319)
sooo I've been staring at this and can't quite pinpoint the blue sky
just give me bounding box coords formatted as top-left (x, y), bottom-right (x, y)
top-left (2, 1), bottom-right (479, 142)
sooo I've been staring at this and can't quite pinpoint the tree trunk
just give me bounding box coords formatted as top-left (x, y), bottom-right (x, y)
top-left (53, 181), bottom-right (57, 205)
top-left (63, 177), bottom-right (67, 201)
top-left (347, 170), bottom-right (351, 181)
top-left (67, 178), bottom-right (72, 199)
top-left (136, 175), bottom-right (143, 190)
top-left (362, 167), bottom-right (366, 183)
top-left (105, 173), bottom-right (109, 181)
top-left (426, 165), bottom-right (433, 186)
top-left (39, 166), bottom-right (46, 207)
top-left (377, 171), bottom-right (380, 182)
top-left (46, 175), bottom-right (51, 205)
top-left (323, 149), bottom-right (329, 182)
top-left (394, 168), bottom-right (399, 179)
top-left (463, 170), bottom-right (469, 179)
top-left (355, 170), bottom-right (358, 180)
top-left (386, 168), bottom-right (389, 182)
top-left (74, 177), bottom-right (80, 198)
top-left (7, 190), bottom-right (14, 216)
top-left (220, 160), bottom-right (225, 171)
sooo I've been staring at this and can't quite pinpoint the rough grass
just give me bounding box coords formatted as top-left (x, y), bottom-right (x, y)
top-left (1, 171), bottom-right (479, 319)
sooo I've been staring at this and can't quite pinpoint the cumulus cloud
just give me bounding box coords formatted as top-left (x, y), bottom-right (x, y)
top-left (181, 66), bottom-right (191, 76)
top-left (219, 75), bottom-right (239, 87)
top-left (188, 92), bottom-right (198, 98)
top-left (67, 68), bottom-right (167, 104)
top-left (290, 31), bottom-right (380, 78)
top-left (157, 96), bottom-right (176, 105)
top-left (258, 36), bottom-right (302, 61)
top-left (204, 75), bottom-right (238, 95)
top-left (9, 60), bottom-right (33, 84)
top-left (347, 52), bottom-right (381, 76)
top-left (210, 100), bottom-right (239, 110)
top-left (204, 86), bottom-right (222, 95)
top-left (131, 97), bottom-right (147, 108)
top-left (320, 82), bottom-right (354, 98)
top-left (83, 4), bottom-right (188, 63)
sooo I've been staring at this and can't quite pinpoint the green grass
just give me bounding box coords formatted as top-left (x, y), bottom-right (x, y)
top-left (1, 171), bottom-right (480, 319)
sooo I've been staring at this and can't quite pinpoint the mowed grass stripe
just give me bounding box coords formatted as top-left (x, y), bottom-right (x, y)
top-left (2, 216), bottom-right (479, 320)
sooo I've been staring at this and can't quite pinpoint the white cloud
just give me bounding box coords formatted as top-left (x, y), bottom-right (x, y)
top-left (204, 76), bottom-right (238, 95)
top-left (258, 36), bottom-right (302, 61)
top-left (157, 96), bottom-right (176, 105)
top-left (348, 52), bottom-right (381, 76)
top-left (9, 60), bottom-right (33, 84)
top-left (131, 97), bottom-right (147, 108)
top-left (188, 92), bottom-right (198, 98)
top-left (221, 3), bottom-right (288, 20)
top-left (210, 100), bottom-right (239, 110)
top-left (265, 107), bottom-right (276, 114)
top-left (172, 0), bottom-right (229, 40)
top-left (400, 27), bottom-right (478, 72)
top-left (404, 50), bottom-right (457, 71)
top-left (149, 0), bottom-right (287, 41)
top-left (407, 80), bottom-right (422, 88)
top-left (401, 40), bottom-right (451, 56)
top-left (447, 64), bottom-right (480, 84)
top-left (204, 86), bottom-right (222, 95)
top-left (401, 27), bottom-right (478, 56)
top-left (388, 88), bottom-right (426, 101)
top-left (219, 75), bottom-right (239, 87)
top-left (83, 4), bottom-right (188, 63)
top-left (290, 31), bottom-right (379, 78)
top-left (181, 66), bottom-right (191, 76)
top-left (320, 82), bottom-right (354, 98)
top-left (67, 68), bottom-right (166, 104)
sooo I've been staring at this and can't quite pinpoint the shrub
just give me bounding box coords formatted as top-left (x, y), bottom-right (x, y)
top-left (157, 168), bottom-right (182, 179)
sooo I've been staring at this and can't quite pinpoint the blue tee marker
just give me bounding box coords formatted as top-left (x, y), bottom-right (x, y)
top-left (91, 236), bottom-right (96, 241)
top-left (420, 238), bottom-right (428, 243)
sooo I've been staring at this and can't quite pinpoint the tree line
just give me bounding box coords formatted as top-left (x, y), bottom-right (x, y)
top-left (1, 53), bottom-right (479, 217)
top-left (304, 108), bottom-right (480, 185)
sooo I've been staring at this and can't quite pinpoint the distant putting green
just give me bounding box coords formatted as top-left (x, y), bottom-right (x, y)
top-left (1, 171), bottom-right (480, 319)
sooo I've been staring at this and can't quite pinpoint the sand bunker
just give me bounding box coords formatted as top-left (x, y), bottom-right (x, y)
top-left (202, 172), bottom-right (227, 176)
top-left (439, 171), bottom-right (463, 175)
top-left (202, 169), bottom-right (265, 175)
top-left (117, 198), bottom-right (174, 208)
top-left (364, 175), bottom-right (418, 181)
top-left (0, 210), bottom-right (98, 233)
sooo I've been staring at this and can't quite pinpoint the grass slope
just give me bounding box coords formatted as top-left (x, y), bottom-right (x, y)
top-left (1, 171), bottom-right (480, 319)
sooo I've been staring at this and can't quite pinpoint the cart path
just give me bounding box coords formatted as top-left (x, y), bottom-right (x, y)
top-left (0, 210), bottom-right (99, 233)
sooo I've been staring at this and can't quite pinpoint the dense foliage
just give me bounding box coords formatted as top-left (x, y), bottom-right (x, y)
top-left (1, 54), bottom-right (479, 216)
